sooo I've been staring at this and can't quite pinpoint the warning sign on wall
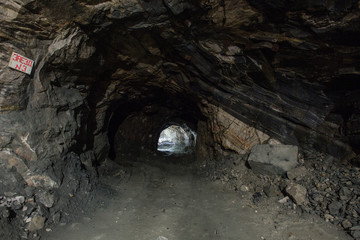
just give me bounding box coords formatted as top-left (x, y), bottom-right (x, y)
top-left (8, 52), bottom-right (34, 75)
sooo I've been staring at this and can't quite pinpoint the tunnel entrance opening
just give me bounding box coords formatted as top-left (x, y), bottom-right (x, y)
top-left (157, 124), bottom-right (197, 155)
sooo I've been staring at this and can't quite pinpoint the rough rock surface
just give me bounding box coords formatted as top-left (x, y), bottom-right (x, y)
top-left (27, 214), bottom-right (45, 232)
top-left (287, 166), bottom-right (308, 180)
top-left (248, 144), bottom-right (298, 175)
top-left (0, 0), bottom-right (360, 239)
top-left (285, 181), bottom-right (308, 205)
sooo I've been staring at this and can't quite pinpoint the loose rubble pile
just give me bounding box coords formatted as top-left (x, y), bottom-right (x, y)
top-left (198, 145), bottom-right (360, 240)
top-left (0, 187), bottom-right (97, 240)
top-left (303, 152), bottom-right (360, 240)
top-left (0, 158), bottom-right (96, 240)
top-left (0, 190), bottom-right (56, 240)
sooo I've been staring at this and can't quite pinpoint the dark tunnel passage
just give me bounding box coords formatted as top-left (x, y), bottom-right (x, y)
top-left (106, 91), bottom-right (201, 163)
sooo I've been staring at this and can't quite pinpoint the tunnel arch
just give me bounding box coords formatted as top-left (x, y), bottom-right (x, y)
top-left (105, 92), bottom-right (202, 163)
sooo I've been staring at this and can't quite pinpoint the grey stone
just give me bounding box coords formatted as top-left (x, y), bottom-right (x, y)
top-left (36, 191), bottom-right (55, 208)
top-left (248, 144), bottom-right (298, 175)
top-left (340, 187), bottom-right (352, 200)
top-left (0, 135), bottom-right (12, 148)
top-left (0, 196), bottom-right (6, 207)
top-left (240, 185), bottom-right (249, 192)
top-left (163, 0), bottom-right (191, 15)
top-left (52, 212), bottom-right (61, 224)
top-left (14, 196), bottom-right (25, 204)
top-left (285, 182), bottom-right (307, 205)
top-left (263, 185), bottom-right (281, 197)
top-left (4, 192), bottom-right (16, 197)
top-left (351, 230), bottom-right (360, 239)
top-left (278, 196), bottom-right (290, 204)
top-left (24, 186), bottom-right (35, 197)
top-left (287, 166), bottom-right (308, 180)
top-left (328, 201), bottom-right (342, 215)
top-left (351, 226), bottom-right (360, 231)
top-left (156, 236), bottom-right (168, 240)
top-left (27, 215), bottom-right (45, 231)
top-left (11, 196), bottom-right (25, 210)
top-left (324, 214), bottom-right (334, 221)
top-left (1, 208), bottom-right (10, 218)
top-left (342, 219), bottom-right (352, 229)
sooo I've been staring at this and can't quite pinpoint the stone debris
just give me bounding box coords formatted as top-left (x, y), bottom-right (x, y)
top-left (352, 231), bottom-right (360, 239)
top-left (351, 226), bottom-right (360, 238)
top-left (285, 182), bottom-right (307, 206)
top-left (36, 191), bottom-right (55, 208)
top-left (287, 166), bottom-right (308, 180)
top-left (324, 213), bottom-right (335, 222)
top-left (248, 144), bottom-right (298, 175)
top-left (328, 201), bottom-right (342, 216)
top-left (263, 184), bottom-right (281, 197)
top-left (240, 185), bottom-right (249, 192)
top-left (304, 153), bottom-right (360, 237)
top-left (200, 149), bottom-right (360, 239)
top-left (0, 195), bottom-right (25, 209)
top-left (252, 192), bottom-right (262, 204)
top-left (156, 236), bottom-right (169, 240)
top-left (351, 226), bottom-right (360, 231)
top-left (342, 219), bottom-right (353, 229)
top-left (27, 214), bottom-right (45, 231)
top-left (278, 196), bottom-right (290, 204)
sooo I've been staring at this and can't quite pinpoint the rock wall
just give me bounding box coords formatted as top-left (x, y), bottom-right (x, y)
top-left (0, 0), bottom-right (360, 238)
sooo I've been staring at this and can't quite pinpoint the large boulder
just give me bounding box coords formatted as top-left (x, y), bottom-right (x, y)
top-left (248, 144), bottom-right (298, 175)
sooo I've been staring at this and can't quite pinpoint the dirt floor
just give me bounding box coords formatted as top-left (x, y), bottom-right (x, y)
top-left (43, 154), bottom-right (352, 240)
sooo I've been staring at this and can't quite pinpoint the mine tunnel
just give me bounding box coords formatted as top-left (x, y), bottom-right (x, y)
top-left (106, 92), bottom-right (201, 161)
top-left (1, 1), bottom-right (360, 240)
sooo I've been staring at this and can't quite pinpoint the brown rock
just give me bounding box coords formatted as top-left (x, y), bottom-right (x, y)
top-left (27, 215), bottom-right (45, 231)
top-left (285, 182), bottom-right (307, 205)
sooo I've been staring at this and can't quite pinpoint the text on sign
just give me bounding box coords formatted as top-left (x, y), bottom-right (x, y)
top-left (8, 52), bottom-right (34, 75)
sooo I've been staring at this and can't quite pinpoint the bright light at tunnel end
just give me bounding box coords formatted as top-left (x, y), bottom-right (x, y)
top-left (157, 124), bottom-right (197, 155)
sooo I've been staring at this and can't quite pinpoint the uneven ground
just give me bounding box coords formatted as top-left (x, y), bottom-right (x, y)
top-left (43, 154), bottom-right (351, 240)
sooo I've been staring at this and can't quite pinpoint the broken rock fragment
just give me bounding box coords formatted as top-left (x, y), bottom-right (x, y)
top-left (36, 191), bottom-right (55, 208)
top-left (27, 214), bottom-right (45, 231)
top-left (285, 182), bottom-right (307, 205)
top-left (287, 166), bottom-right (308, 180)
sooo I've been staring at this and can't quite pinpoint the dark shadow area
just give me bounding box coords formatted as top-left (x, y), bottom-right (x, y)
top-left (105, 90), bottom-right (202, 164)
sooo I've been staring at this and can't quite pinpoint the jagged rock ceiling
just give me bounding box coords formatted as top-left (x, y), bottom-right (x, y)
top-left (1, 0), bottom-right (359, 158)
top-left (1, 0), bottom-right (360, 170)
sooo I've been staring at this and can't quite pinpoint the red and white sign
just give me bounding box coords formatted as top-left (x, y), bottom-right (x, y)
top-left (8, 52), bottom-right (34, 75)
